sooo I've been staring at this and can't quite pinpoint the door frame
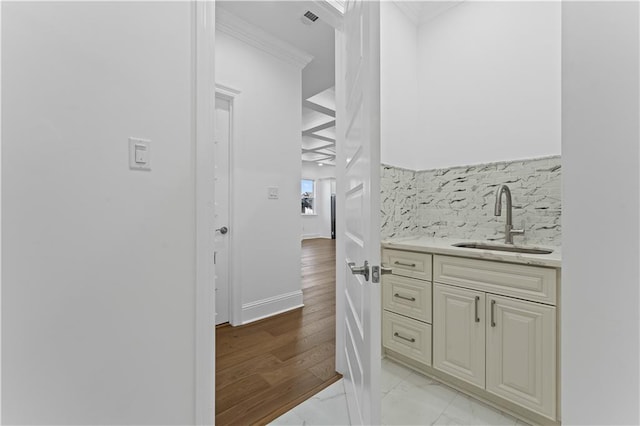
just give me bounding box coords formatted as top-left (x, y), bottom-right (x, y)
top-left (215, 84), bottom-right (242, 326)
top-left (194, 1), bottom-right (216, 425)
top-left (333, 21), bottom-right (347, 377)
top-left (0, 2), bottom-right (4, 420)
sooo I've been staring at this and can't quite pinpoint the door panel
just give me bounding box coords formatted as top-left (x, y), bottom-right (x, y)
top-left (486, 295), bottom-right (556, 419)
top-left (433, 284), bottom-right (486, 389)
top-left (214, 97), bottom-right (230, 325)
top-left (336, 1), bottom-right (381, 424)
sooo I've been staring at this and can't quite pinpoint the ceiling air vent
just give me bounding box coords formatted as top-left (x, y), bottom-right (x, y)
top-left (302, 10), bottom-right (319, 25)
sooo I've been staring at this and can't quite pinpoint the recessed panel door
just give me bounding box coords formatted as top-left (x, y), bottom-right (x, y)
top-left (336, 1), bottom-right (382, 424)
top-left (214, 96), bottom-right (231, 325)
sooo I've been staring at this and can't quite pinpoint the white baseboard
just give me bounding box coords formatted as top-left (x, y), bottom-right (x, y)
top-left (241, 290), bottom-right (304, 324)
top-left (302, 234), bottom-right (332, 240)
top-left (302, 233), bottom-right (322, 240)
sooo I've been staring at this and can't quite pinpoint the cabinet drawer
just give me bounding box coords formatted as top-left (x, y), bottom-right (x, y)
top-left (383, 275), bottom-right (432, 323)
top-left (382, 249), bottom-right (432, 281)
top-left (433, 255), bottom-right (557, 305)
top-left (383, 311), bottom-right (432, 366)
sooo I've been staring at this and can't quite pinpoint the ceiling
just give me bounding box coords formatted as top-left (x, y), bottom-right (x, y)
top-left (302, 87), bottom-right (336, 166)
top-left (217, 1), bottom-right (335, 100)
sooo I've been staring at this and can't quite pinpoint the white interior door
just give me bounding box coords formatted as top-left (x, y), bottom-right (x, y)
top-left (214, 96), bottom-right (231, 325)
top-left (335, 1), bottom-right (382, 424)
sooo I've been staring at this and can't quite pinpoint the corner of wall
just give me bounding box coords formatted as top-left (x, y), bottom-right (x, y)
top-left (380, 163), bottom-right (419, 240)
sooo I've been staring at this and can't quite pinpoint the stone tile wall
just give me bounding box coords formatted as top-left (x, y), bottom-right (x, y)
top-left (381, 156), bottom-right (562, 246)
top-left (380, 165), bottom-right (418, 239)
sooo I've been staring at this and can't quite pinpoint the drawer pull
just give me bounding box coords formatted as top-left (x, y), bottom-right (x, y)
top-left (394, 261), bottom-right (416, 267)
top-left (394, 293), bottom-right (416, 302)
top-left (474, 296), bottom-right (480, 323)
top-left (394, 332), bottom-right (416, 343)
top-left (491, 299), bottom-right (496, 327)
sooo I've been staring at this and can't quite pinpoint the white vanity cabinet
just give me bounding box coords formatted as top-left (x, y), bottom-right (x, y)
top-left (382, 249), bottom-right (433, 366)
top-left (433, 254), bottom-right (557, 420)
top-left (382, 244), bottom-right (560, 424)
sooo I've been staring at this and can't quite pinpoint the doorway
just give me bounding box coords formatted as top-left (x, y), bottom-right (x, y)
top-left (214, 95), bottom-right (231, 325)
top-left (212, 1), bottom-right (344, 423)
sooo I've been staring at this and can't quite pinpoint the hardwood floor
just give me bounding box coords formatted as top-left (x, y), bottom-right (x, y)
top-left (215, 238), bottom-right (340, 425)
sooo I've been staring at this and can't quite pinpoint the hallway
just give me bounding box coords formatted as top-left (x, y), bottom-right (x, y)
top-left (215, 238), bottom-right (339, 425)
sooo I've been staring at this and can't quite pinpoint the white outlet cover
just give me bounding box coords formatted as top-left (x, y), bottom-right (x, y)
top-left (129, 137), bottom-right (151, 171)
top-left (268, 186), bottom-right (279, 199)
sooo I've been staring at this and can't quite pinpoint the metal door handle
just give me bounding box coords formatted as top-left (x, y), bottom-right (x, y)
top-left (394, 293), bottom-right (416, 302)
top-left (491, 300), bottom-right (496, 327)
top-left (394, 332), bottom-right (415, 343)
top-left (215, 226), bottom-right (228, 235)
top-left (348, 260), bottom-right (370, 281)
top-left (474, 296), bottom-right (480, 323)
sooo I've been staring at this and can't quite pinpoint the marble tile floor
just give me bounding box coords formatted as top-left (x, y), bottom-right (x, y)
top-left (269, 378), bottom-right (351, 426)
top-left (269, 358), bottom-right (530, 426)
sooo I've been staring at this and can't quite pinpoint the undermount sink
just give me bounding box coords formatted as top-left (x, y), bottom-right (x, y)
top-left (453, 242), bottom-right (554, 255)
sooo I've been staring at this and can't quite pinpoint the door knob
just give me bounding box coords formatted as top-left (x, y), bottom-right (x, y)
top-left (348, 260), bottom-right (370, 281)
top-left (215, 226), bottom-right (228, 235)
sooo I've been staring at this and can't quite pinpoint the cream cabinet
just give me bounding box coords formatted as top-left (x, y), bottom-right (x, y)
top-left (381, 249), bottom-right (433, 366)
top-left (382, 247), bottom-right (560, 424)
top-left (433, 283), bottom-right (486, 389)
top-left (383, 274), bottom-right (432, 323)
top-left (383, 311), bottom-right (432, 365)
top-left (486, 294), bottom-right (556, 419)
top-left (382, 248), bottom-right (432, 281)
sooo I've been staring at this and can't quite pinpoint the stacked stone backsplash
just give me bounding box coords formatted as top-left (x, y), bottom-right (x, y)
top-left (381, 165), bottom-right (419, 239)
top-left (381, 156), bottom-right (562, 246)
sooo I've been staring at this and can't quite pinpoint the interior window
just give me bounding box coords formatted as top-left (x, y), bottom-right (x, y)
top-left (301, 179), bottom-right (315, 215)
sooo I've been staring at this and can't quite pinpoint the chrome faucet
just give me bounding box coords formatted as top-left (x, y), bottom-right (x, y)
top-left (494, 184), bottom-right (524, 244)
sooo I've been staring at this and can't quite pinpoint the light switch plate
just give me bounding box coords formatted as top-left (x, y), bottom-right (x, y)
top-left (268, 186), bottom-right (279, 199)
top-left (129, 137), bottom-right (151, 171)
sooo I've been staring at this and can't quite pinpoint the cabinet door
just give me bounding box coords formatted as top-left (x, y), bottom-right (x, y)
top-left (433, 283), bottom-right (485, 388)
top-left (486, 295), bottom-right (556, 420)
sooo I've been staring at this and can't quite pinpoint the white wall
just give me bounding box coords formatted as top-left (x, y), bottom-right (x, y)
top-left (381, 2), bottom-right (561, 170)
top-left (2, 2), bottom-right (197, 423)
top-left (562, 2), bottom-right (640, 424)
top-left (216, 31), bottom-right (303, 323)
top-left (302, 163), bottom-right (335, 239)
top-left (380, 2), bottom-right (420, 171)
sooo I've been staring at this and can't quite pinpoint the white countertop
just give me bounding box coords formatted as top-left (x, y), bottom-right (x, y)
top-left (382, 236), bottom-right (562, 268)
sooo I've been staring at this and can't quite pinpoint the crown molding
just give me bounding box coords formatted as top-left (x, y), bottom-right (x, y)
top-left (215, 83), bottom-right (241, 100)
top-left (419, 1), bottom-right (464, 25)
top-left (393, 1), bottom-right (465, 26)
top-left (311, 0), bottom-right (344, 30)
top-left (216, 7), bottom-right (314, 70)
top-left (393, 1), bottom-right (420, 26)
